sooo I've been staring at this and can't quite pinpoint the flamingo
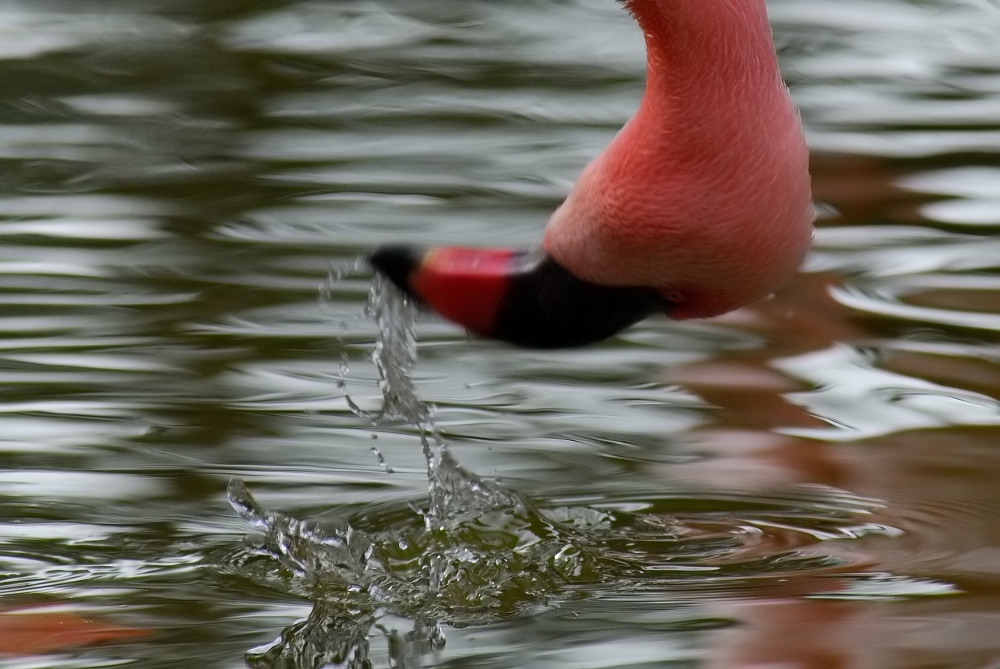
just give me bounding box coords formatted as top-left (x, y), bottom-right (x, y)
top-left (370, 0), bottom-right (813, 348)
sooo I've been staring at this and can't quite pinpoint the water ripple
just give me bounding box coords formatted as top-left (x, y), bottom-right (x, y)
top-left (833, 279), bottom-right (1000, 333)
top-left (1, 0), bottom-right (999, 666)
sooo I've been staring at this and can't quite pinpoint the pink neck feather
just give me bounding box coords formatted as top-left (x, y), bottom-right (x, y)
top-left (544, 0), bottom-right (814, 319)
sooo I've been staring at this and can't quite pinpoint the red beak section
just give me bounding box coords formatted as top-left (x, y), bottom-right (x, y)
top-left (368, 245), bottom-right (664, 348)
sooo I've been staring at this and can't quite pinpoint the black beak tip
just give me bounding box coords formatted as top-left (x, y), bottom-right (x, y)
top-left (367, 245), bottom-right (423, 293)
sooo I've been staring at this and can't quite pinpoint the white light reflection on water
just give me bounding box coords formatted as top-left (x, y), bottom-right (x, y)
top-left (0, 0), bottom-right (998, 666)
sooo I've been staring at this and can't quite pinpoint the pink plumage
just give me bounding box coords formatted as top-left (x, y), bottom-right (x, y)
top-left (544, 0), bottom-right (813, 319)
top-left (370, 0), bottom-right (813, 347)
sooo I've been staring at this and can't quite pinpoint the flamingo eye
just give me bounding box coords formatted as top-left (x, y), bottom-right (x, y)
top-left (662, 289), bottom-right (685, 304)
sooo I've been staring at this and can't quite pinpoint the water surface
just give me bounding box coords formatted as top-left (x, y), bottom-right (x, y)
top-left (2, 0), bottom-right (1000, 667)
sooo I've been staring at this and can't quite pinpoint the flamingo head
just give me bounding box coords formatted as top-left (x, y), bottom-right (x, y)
top-left (368, 0), bottom-right (814, 347)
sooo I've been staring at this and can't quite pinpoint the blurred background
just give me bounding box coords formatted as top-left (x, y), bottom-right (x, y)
top-left (1, 0), bottom-right (1000, 666)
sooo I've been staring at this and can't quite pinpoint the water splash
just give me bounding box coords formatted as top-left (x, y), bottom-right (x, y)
top-left (228, 478), bottom-right (378, 589)
top-left (225, 462), bottom-right (606, 667)
top-left (223, 471), bottom-right (920, 666)
top-left (336, 271), bottom-right (515, 531)
top-left (228, 268), bottom-right (549, 665)
top-left (323, 261), bottom-right (428, 475)
top-left (366, 274), bottom-right (431, 424)
top-left (348, 272), bottom-right (430, 425)
top-left (419, 433), bottom-right (523, 532)
top-left (225, 270), bottom-right (928, 668)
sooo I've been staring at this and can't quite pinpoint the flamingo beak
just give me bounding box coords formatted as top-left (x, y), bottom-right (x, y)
top-left (368, 245), bottom-right (664, 348)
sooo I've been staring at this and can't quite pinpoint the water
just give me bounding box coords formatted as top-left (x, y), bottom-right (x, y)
top-left (1, 0), bottom-right (1000, 666)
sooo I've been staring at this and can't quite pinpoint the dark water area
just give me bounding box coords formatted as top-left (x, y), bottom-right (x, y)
top-left (2, 0), bottom-right (1000, 666)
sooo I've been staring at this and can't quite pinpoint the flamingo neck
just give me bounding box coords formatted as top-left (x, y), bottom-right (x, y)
top-left (624, 0), bottom-right (787, 146)
top-left (543, 0), bottom-right (814, 319)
